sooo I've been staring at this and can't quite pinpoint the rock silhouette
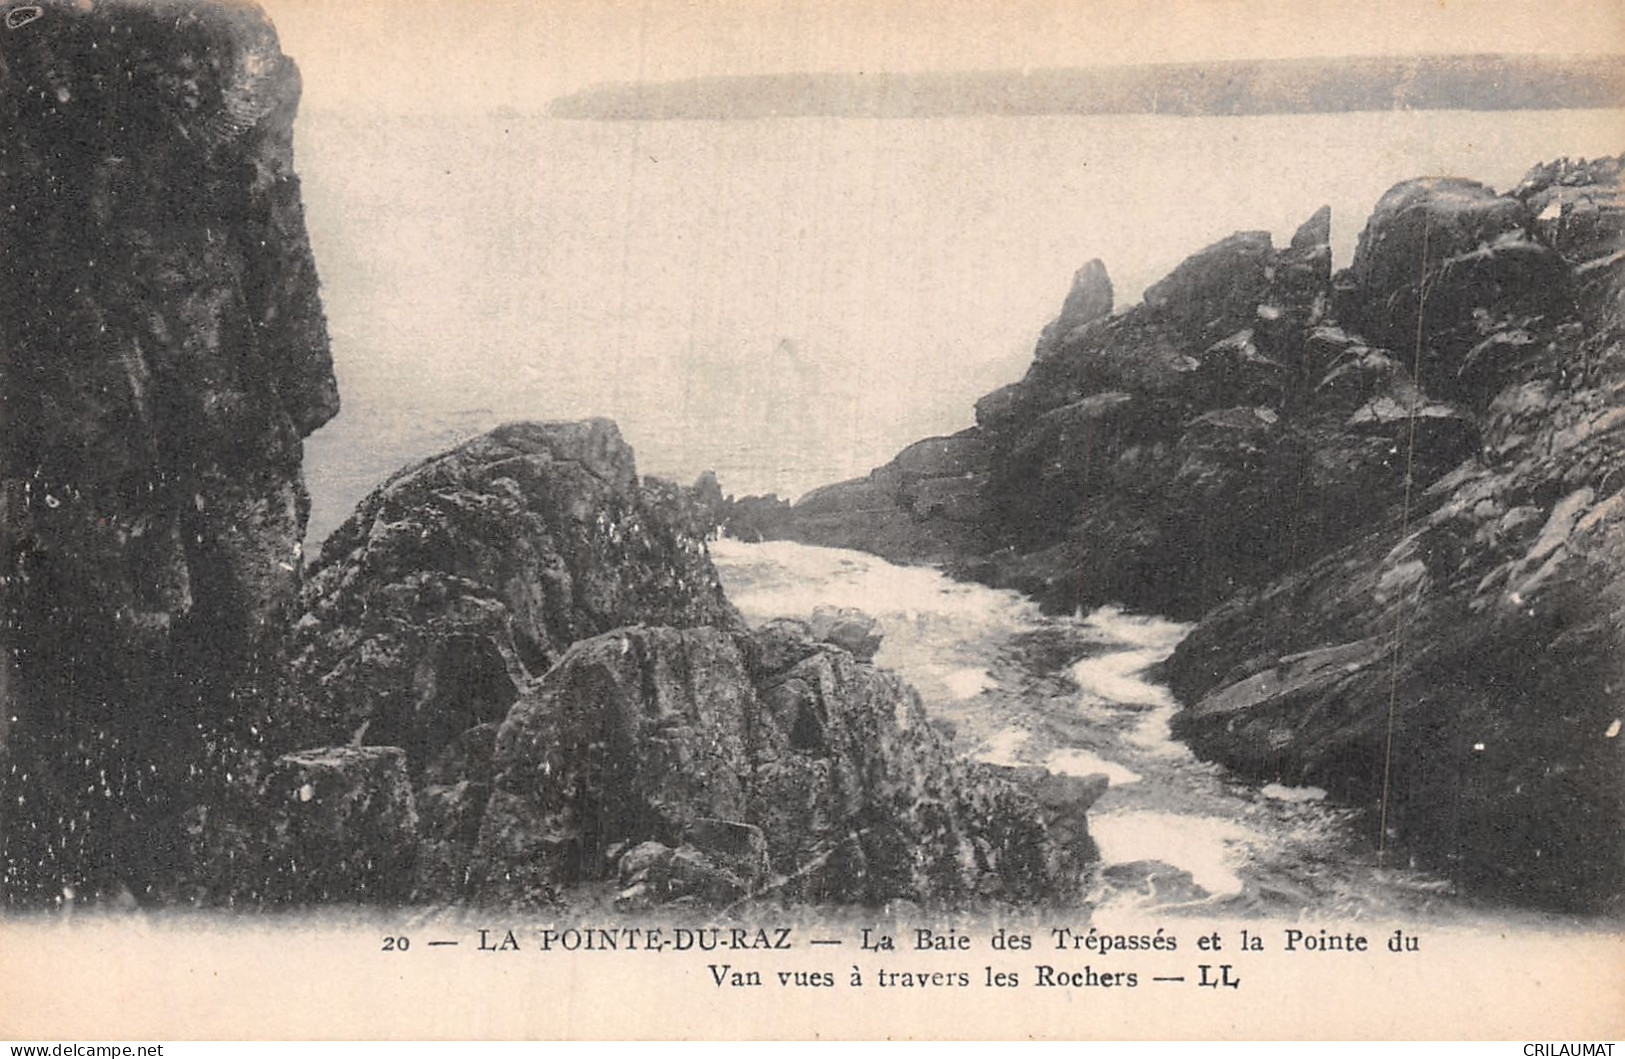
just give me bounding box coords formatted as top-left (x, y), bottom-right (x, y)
top-left (759, 156), bottom-right (1625, 910)
top-left (293, 425), bottom-right (1089, 907)
top-left (5, 0), bottom-right (1618, 914)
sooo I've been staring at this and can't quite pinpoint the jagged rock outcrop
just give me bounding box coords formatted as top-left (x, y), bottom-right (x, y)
top-left (1516, 156), bottom-right (1625, 300)
top-left (761, 203), bottom-right (1400, 616)
top-left (472, 623), bottom-right (1091, 908)
top-left (748, 429), bottom-right (994, 563)
top-left (806, 605), bottom-right (883, 661)
top-left (0, 0), bottom-right (337, 904)
top-left (0, 4), bottom-right (1103, 913)
top-left (473, 627), bottom-right (759, 904)
top-left (1341, 177), bottom-right (1573, 406)
top-left (641, 469), bottom-right (725, 539)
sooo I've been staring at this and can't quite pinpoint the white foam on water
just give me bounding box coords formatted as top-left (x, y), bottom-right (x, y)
top-left (973, 727), bottom-right (1030, 768)
top-left (1043, 747), bottom-right (1141, 786)
top-left (942, 667), bottom-right (994, 700)
top-left (1089, 810), bottom-right (1261, 899)
top-left (1261, 783), bottom-right (1329, 803)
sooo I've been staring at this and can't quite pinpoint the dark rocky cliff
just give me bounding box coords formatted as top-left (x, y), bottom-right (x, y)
top-left (760, 156), bottom-right (1625, 909)
top-left (550, 55), bottom-right (1625, 121)
top-left (0, 1), bottom-right (1092, 912)
top-left (0, 0), bottom-right (338, 903)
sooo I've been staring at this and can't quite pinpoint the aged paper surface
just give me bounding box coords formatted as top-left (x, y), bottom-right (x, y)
top-left (3, 0), bottom-right (1624, 1041)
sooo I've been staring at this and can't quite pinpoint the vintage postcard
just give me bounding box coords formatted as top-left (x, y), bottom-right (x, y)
top-left (1, 0), bottom-right (1622, 1041)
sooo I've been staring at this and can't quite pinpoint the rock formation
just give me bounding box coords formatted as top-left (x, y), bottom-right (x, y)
top-left (0, 0), bottom-right (338, 904)
top-left (762, 203), bottom-right (1374, 616)
top-left (1166, 159), bottom-right (1625, 910)
top-left (761, 156), bottom-right (1625, 909)
top-left (286, 418), bottom-right (740, 901)
top-left (288, 421), bottom-right (1090, 907)
top-left (0, 1), bottom-right (1091, 913)
top-left (288, 419), bottom-right (743, 760)
top-left (11, 0), bottom-right (1611, 915)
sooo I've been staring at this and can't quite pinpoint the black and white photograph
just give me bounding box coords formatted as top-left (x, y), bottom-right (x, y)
top-left (1, 0), bottom-right (1622, 1041)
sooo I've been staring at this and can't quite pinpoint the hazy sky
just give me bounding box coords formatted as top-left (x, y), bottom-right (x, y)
top-left (260, 0), bottom-right (1625, 113)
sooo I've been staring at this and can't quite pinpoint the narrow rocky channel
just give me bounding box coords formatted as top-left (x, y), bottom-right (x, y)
top-left (712, 538), bottom-right (1543, 924)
